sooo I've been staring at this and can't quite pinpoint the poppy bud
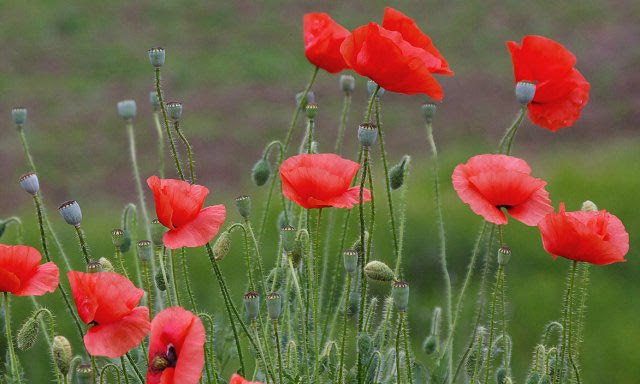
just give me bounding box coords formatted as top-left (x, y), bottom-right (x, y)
top-left (389, 155), bottom-right (410, 190)
top-left (496, 366), bottom-right (507, 384)
top-left (498, 246), bottom-right (511, 266)
top-left (151, 219), bottom-right (166, 245)
top-left (212, 231), bottom-right (231, 261)
top-left (19, 172), bottom-right (39, 195)
top-left (343, 249), bottom-right (358, 274)
top-left (515, 81), bottom-right (536, 105)
top-left (243, 292), bottom-right (260, 321)
top-left (352, 231), bottom-right (369, 256)
top-left (98, 257), bottom-right (114, 272)
top-left (421, 103), bottom-right (437, 123)
top-left (148, 47), bottom-right (165, 67)
top-left (422, 335), bottom-right (437, 355)
top-left (392, 280), bottom-right (410, 312)
top-left (581, 200), bottom-right (598, 212)
top-left (266, 292), bottom-right (282, 321)
top-left (251, 158), bottom-right (271, 186)
top-left (58, 200), bottom-right (82, 227)
top-left (11, 107), bottom-right (28, 125)
top-left (364, 260), bottom-right (395, 284)
top-left (117, 99), bottom-right (137, 120)
top-left (525, 372), bottom-right (542, 384)
top-left (17, 315), bottom-right (39, 350)
top-left (166, 101), bottom-right (183, 121)
top-left (281, 225), bottom-right (297, 253)
top-left (137, 240), bottom-right (153, 262)
top-left (53, 335), bottom-right (72, 376)
top-left (149, 91), bottom-right (161, 111)
top-left (295, 91), bottom-right (315, 108)
top-left (155, 269), bottom-right (168, 291)
top-left (305, 103), bottom-right (318, 120)
top-left (87, 260), bottom-right (102, 273)
top-left (75, 363), bottom-right (94, 384)
top-left (358, 122), bottom-right (378, 147)
top-left (235, 195), bottom-right (251, 219)
top-left (367, 80), bottom-right (384, 97)
top-left (340, 75), bottom-right (355, 94)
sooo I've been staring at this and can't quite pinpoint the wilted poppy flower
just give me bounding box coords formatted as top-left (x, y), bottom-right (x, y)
top-left (0, 244), bottom-right (59, 296)
top-left (147, 307), bottom-right (205, 384)
top-left (147, 176), bottom-right (226, 249)
top-left (538, 203), bottom-right (629, 265)
top-left (304, 13), bottom-right (350, 73)
top-left (507, 35), bottom-right (590, 131)
top-left (68, 271), bottom-right (150, 358)
top-left (230, 373), bottom-right (263, 384)
top-left (280, 153), bottom-right (371, 209)
top-left (340, 7), bottom-right (452, 99)
top-left (452, 154), bottom-right (553, 226)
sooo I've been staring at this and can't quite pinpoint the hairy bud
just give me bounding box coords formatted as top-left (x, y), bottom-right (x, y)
top-left (98, 257), bottom-right (114, 272)
top-left (581, 200), bottom-right (598, 212)
top-left (17, 315), bottom-right (39, 350)
top-left (422, 335), bottom-right (437, 355)
top-left (364, 260), bottom-right (395, 284)
top-left (155, 269), bottom-right (168, 291)
top-left (252, 158), bottom-right (271, 186)
top-left (212, 231), bottom-right (231, 261)
top-left (235, 195), bottom-right (251, 219)
top-left (53, 335), bottom-right (72, 376)
top-left (389, 155), bottom-right (410, 190)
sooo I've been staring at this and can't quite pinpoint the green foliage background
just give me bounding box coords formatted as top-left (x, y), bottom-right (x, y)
top-left (0, 1), bottom-right (638, 382)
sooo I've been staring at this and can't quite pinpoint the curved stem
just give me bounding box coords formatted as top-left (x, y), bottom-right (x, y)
top-left (100, 364), bottom-right (122, 384)
top-left (125, 352), bottom-right (145, 383)
top-left (498, 106), bottom-right (527, 155)
top-left (173, 120), bottom-right (196, 183)
top-left (4, 293), bottom-right (22, 384)
top-left (119, 356), bottom-right (130, 384)
top-left (154, 67), bottom-right (185, 181)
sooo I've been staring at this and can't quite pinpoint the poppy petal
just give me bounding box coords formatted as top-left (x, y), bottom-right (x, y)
top-left (325, 187), bottom-right (372, 209)
top-left (14, 262), bottom-right (59, 296)
top-left (163, 205), bottom-right (226, 249)
top-left (507, 187), bottom-right (553, 226)
top-left (304, 13), bottom-right (350, 73)
top-left (84, 306), bottom-right (150, 358)
top-left (147, 176), bottom-right (210, 229)
top-left (0, 269), bottom-right (20, 294)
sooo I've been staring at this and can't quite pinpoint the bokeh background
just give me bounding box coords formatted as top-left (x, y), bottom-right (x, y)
top-left (1, 0), bottom-right (638, 382)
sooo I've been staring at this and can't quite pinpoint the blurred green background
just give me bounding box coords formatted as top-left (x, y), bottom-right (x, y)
top-left (1, 0), bottom-right (638, 382)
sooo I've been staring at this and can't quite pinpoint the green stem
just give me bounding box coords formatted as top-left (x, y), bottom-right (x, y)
top-left (100, 364), bottom-right (122, 384)
top-left (356, 146), bottom-right (370, 384)
top-left (142, 262), bottom-right (153, 319)
top-left (157, 247), bottom-right (173, 306)
top-left (483, 265), bottom-right (504, 384)
top-left (181, 248), bottom-right (197, 310)
top-left (74, 225), bottom-right (91, 264)
top-left (16, 125), bottom-right (36, 172)
top-left (401, 312), bottom-right (415, 384)
top-left (125, 352), bottom-right (145, 383)
top-left (498, 106), bottom-right (527, 155)
top-left (244, 220), bottom-right (267, 296)
top-left (119, 356), bottom-right (130, 384)
top-left (395, 312), bottom-right (403, 384)
top-left (252, 321), bottom-right (277, 384)
top-left (152, 111), bottom-right (166, 178)
top-left (4, 293), bottom-right (22, 384)
top-left (287, 256), bottom-right (311, 381)
top-left (154, 67), bottom-right (185, 180)
top-left (115, 248), bottom-right (130, 279)
top-left (274, 321), bottom-right (284, 384)
top-left (173, 120), bottom-right (196, 183)
top-left (337, 273), bottom-right (352, 384)
top-left (169, 249), bottom-right (182, 306)
top-left (335, 93), bottom-right (352, 155)
top-left (557, 261), bottom-right (581, 384)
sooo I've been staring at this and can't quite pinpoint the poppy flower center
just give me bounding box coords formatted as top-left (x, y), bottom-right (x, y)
top-left (150, 344), bottom-right (178, 373)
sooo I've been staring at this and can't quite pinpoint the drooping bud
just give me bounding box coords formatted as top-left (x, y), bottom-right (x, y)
top-left (343, 249), bottom-right (358, 274)
top-left (389, 155), bottom-right (410, 190)
top-left (422, 335), bottom-right (437, 355)
top-left (75, 363), bottom-right (94, 384)
top-left (58, 200), bottom-right (82, 226)
top-left (305, 103), bottom-right (318, 119)
top-left (212, 231), bottom-right (231, 261)
top-left (52, 335), bottom-right (72, 376)
top-left (117, 100), bottom-right (137, 120)
top-left (17, 315), bottom-right (39, 350)
top-left (266, 292), bottom-right (282, 321)
top-left (515, 81), bottom-right (536, 105)
top-left (243, 292), bottom-right (260, 321)
top-left (155, 269), bottom-right (168, 291)
top-left (495, 366), bottom-right (507, 384)
top-left (367, 80), bottom-right (384, 97)
top-left (137, 240), bottom-right (153, 262)
top-left (11, 107), bottom-right (28, 125)
top-left (149, 91), bottom-right (161, 111)
top-left (151, 219), bottom-right (166, 245)
top-left (148, 47), bottom-right (165, 67)
top-left (295, 91), bottom-right (315, 108)
top-left (364, 260), bottom-right (395, 284)
top-left (166, 102), bottom-right (183, 121)
top-left (251, 158), bottom-right (271, 186)
top-left (581, 200), bottom-right (598, 212)
top-left (358, 122), bottom-right (378, 147)
top-left (340, 75), bottom-right (355, 94)
top-left (498, 246), bottom-right (511, 266)
top-left (19, 172), bottom-right (39, 195)
top-left (98, 257), bottom-right (114, 272)
top-left (421, 103), bottom-right (437, 123)
top-left (235, 195), bottom-right (252, 219)
top-left (281, 225), bottom-right (297, 253)
top-left (86, 260), bottom-right (102, 273)
top-left (392, 280), bottom-right (410, 312)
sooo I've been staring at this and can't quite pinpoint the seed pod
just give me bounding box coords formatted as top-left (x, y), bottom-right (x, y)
top-left (343, 249), bottom-right (358, 274)
top-left (498, 246), bottom-right (511, 266)
top-left (392, 280), bottom-right (410, 311)
top-left (295, 91), bottom-right (315, 108)
top-left (151, 219), bottom-right (166, 245)
top-left (421, 103), bottom-right (437, 123)
top-left (243, 292), bottom-right (260, 321)
top-left (11, 107), bottom-right (27, 125)
top-left (340, 75), bottom-right (355, 94)
top-left (117, 99), bottom-right (137, 120)
top-left (251, 158), bottom-right (271, 186)
top-left (281, 225), bottom-right (297, 253)
top-left (364, 260), bottom-right (395, 284)
top-left (515, 81), bottom-right (536, 105)
top-left (98, 257), bottom-right (114, 272)
top-left (58, 200), bottom-right (82, 226)
top-left (235, 195), bottom-right (252, 219)
top-left (17, 315), bottom-right (39, 350)
top-left (166, 101), bottom-right (183, 121)
top-left (305, 103), bottom-right (319, 119)
top-left (212, 231), bottom-right (231, 261)
top-left (367, 80), bottom-right (384, 97)
top-left (266, 292), bottom-right (282, 321)
top-left (149, 91), bottom-right (161, 111)
top-left (53, 335), bottom-right (72, 376)
top-left (389, 155), bottom-right (410, 190)
top-left (19, 172), bottom-right (39, 195)
top-left (86, 260), bottom-right (102, 273)
top-left (75, 363), bottom-right (94, 384)
top-left (137, 240), bottom-right (153, 262)
top-left (358, 123), bottom-right (378, 147)
top-left (148, 47), bottom-right (165, 67)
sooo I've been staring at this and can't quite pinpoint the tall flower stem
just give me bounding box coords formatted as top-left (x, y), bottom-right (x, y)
top-left (115, 247), bottom-right (130, 279)
top-left (400, 312), bottom-right (415, 384)
top-left (142, 261), bottom-right (153, 319)
top-left (557, 261), bottom-right (581, 384)
top-left (483, 265), bottom-right (504, 384)
top-left (157, 247), bottom-right (173, 306)
top-left (395, 312), bottom-right (403, 384)
top-left (169, 249), bottom-right (182, 306)
top-left (498, 106), bottom-right (527, 155)
top-left (273, 320), bottom-right (285, 384)
top-left (74, 225), bottom-right (91, 264)
top-left (154, 67), bottom-right (185, 181)
top-left (337, 273), bottom-right (352, 384)
top-left (152, 111), bottom-right (165, 178)
top-left (173, 120), bottom-right (196, 183)
top-left (125, 352), bottom-right (145, 383)
top-left (256, 140), bottom-right (284, 244)
top-left (119, 357), bottom-right (130, 384)
top-left (181, 248), bottom-right (197, 310)
top-left (4, 293), bottom-right (22, 384)
top-left (244, 220), bottom-right (267, 296)
top-left (356, 146), bottom-right (370, 384)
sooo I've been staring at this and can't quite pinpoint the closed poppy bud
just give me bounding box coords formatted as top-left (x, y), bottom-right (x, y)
top-left (148, 47), bottom-right (165, 67)
top-left (421, 103), bottom-right (437, 123)
top-left (58, 200), bottom-right (82, 226)
top-left (98, 257), bottom-right (114, 272)
top-left (305, 103), bottom-right (318, 119)
top-left (149, 91), bottom-right (161, 111)
top-left (19, 172), bottom-right (39, 195)
top-left (266, 291), bottom-right (282, 321)
top-left (389, 155), bottom-right (410, 190)
top-left (252, 158), bottom-right (271, 186)
top-left (53, 335), bottom-right (72, 376)
top-left (422, 335), bottom-right (437, 355)
top-left (364, 260), bottom-right (395, 284)
top-left (525, 372), bottom-right (542, 384)
top-left (243, 292), bottom-right (260, 321)
top-left (166, 101), bottom-right (183, 121)
top-left (155, 269), bottom-right (168, 291)
top-left (86, 260), bottom-right (102, 273)
top-left (295, 91), bottom-right (315, 108)
top-left (515, 81), bottom-right (536, 105)
top-left (581, 200), bottom-right (598, 212)
top-left (151, 219), bottom-right (166, 245)
top-left (358, 122), bottom-right (378, 147)
top-left (496, 366), bottom-right (507, 384)
top-left (343, 249), bottom-right (358, 274)
top-left (117, 99), bottom-right (137, 120)
top-left (392, 280), bottom-right (410, 311)
top-left (498, 246), bottom-right (511, 266)
top-left (11, 107), bottom-right (28, 125)
top-left (281, 225), bottom-right (297, 253)
top-left (340, 75), bottom-right (355, 94)
top-left (137, 240), bottom-right (152, 262)
top-left (212, 231), bottom-right (231, 261)
top-left (235, 195), bottom-right (251, 219)
top-left (75, 363), bottom-right (94, 384)
top-left (17, 315), bottom-right (39, 350)
top-left (367, 80), bottom-right (384, 97)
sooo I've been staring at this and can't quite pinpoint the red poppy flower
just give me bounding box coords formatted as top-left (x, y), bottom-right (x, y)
top-left (68, 271), bottom-right (150, 358)
top-left (340, 7), bottom-right (452, 99)
top-left (304, 13), bottom-right (350, 73)
top-left (230, 373), bottom-right (263, 384)
top-left (280, 153), bottom-right (371, 209)
top-left (147, 176), bottom-right (226, 249)
top-left (538, 203), bottom-right (629, 265)
top-left (452, 154), bottom-right (553, 226)
top-left (507, 35), bottom-right (590, 131)
top-left (0, 245), bottom-right (59, 296)
top-left (147, 307), bottom-right (205, 384)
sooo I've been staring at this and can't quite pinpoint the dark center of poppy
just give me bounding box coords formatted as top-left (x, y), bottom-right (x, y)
top-left (497, 205), bottom-right (513, 210)
top-left (166, 344), bottom-right (177, 367)
top-left (150, 344), bottom-right (178, 373)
